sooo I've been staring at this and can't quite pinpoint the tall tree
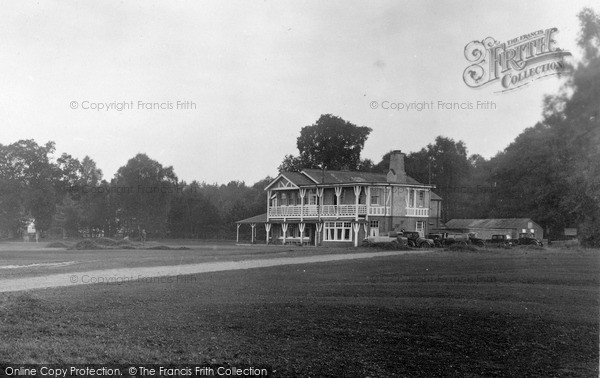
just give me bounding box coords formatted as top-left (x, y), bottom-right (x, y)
top-left (168, 181), bottom-right (220, 239)
top-left (0, 140), bottom-right (59, 234)
top-left (113, 153), bottom-right (178, 237)
top-left (279, 114), bottom-right (372, 171)
top-left (491, 8), bottom-right (600, 244)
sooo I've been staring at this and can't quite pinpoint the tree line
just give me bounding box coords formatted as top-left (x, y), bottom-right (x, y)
top-left (0, 145), bottom-right (268, 240)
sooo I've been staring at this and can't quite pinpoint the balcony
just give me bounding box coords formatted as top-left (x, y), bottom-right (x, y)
top-left (268, 204), bottom-right (380, 218)
top-left (268, 205), bottom-right (428, 218)
top-left (406, 207), bottom-right (429, 217)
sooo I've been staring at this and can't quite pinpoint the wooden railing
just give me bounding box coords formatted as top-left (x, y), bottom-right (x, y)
top-left (268, 205), bottom-right (428, 218)
top-left (268, 204), bottom-right (371, 218)
top-left (406, 207), bottom-right (429, 217)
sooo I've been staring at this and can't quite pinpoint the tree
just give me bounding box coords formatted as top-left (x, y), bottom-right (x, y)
top-left (490, 8), bottom-right (600, 245)
top-left (77, 157), bottom-right (113, 237)
top-left (0, 140), bottom-right (59, 235)
top-left (168, 181), bottom-right (220, 238)
top-left (113, 154), bottom-right (178, 237)
top-left (278, 154), bottom-right (304, 172)
top-left (279, 114), bottom-right (372, 171)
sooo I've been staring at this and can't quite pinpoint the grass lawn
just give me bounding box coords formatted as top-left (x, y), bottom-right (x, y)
top-left (0, 240), bottom-right (377, 279)
top-left (0, 247), bottom-right (598, 377)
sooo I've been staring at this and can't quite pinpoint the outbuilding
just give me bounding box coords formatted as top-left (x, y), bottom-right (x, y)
top-left (444, 218), bottom-right (543, 240)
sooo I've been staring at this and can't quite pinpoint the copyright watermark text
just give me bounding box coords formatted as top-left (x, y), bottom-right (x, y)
top-left (69, 274), bottom-right (197, 285)
top-left (69, 100), bottom-right (197, 111)
top-left (369, 100), bottom-right (496, 111)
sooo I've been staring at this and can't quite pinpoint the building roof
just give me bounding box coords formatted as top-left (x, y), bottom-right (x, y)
top-left (235, 213), bottom-right (268, 224)
top-left (445, 218), bottom-right (540, 230)
top-left (277, 168), bottom-right (426, 186)
top-left (280, 171), bottom-right (315, 186)
top-left (431, 191), bottom-right (442, 200)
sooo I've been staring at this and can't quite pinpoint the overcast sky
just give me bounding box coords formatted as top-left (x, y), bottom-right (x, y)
top-left (1, 0), bottom-right (597, 185)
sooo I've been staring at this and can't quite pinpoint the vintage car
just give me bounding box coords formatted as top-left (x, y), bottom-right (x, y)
top-left (468, 233), bottom-right (486, 247)
top-left (402, 231), bottom-right (435, 248)
top-left (427, 233), bottom-right (445, 248)
top-left (363, 231), bottom-right (408, 246)
top-left (486, 234), bottom-right (514, 247)
top-left (427, 232), bottom-right (485, 247)
top-left (515, 236), bottom-right (543, 246)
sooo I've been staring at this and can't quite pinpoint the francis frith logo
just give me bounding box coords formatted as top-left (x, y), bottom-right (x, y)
top-left (463, 28), bottom-right (571, 93)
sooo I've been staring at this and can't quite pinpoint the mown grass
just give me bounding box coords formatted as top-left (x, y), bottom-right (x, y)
top-left (0, 243), bottom-right (409, 280)
top-left (0, 249), bottom-right (598, 377)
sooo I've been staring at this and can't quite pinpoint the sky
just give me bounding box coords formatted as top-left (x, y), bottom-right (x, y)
top-left (0, 0), bottom-right (598, 185)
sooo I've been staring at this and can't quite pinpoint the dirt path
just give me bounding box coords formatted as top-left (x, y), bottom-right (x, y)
top-left (0, 250), bottom-right (430, 293)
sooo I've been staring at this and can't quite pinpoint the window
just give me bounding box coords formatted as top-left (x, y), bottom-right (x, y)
top-left (409, 189), bottom-right (415, 207)
top-left (324, 221), bottom-right (352, 241)
top-left (370, 188), bottom-right (382, 205)
top-left (281, 192), bottom-right (287, 205)
top-left (308, 193), bottom-right (318, 205)
top-left (417, 190), bottom-right (425, 208)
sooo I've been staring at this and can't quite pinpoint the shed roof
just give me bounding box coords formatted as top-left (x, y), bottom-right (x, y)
top-left (445, 218), bottom-right (540, 230)
top-left (431, 191), bottom-right (442, 200)
top-left (235, 213), bottom-right (268, 224)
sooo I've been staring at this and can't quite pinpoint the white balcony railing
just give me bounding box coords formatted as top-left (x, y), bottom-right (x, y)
top-left (406, 207), bottom-right (429, 217)
top-left (268, 205), bottom-right (428, 218)
top-left (368, 206), bottom-right (389, 216)
top-left (268, 204), bottom-right (370, 218)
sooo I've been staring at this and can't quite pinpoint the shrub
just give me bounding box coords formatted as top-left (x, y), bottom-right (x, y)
top-left (92, 237), bottom-right (127, 247)
top-left (147, 245), bottom-right (190, 250)
top-left (71, 240), bottom-right (100, 250)
top-left (69, 238), bottom-right (135, 250)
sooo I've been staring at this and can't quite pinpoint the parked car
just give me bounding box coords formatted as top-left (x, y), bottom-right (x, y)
top-left (427, 233), bottom-right (445, 248)
top-left (468, 233), bottom-right (486, 247)
top-left (486, 234), bottom-right (514, 247)
top-left (427, 232), bottom-right (485, 247)
top-left (363, 231), bottom-right (408, 246)
top-left (402, 231), bottom-right (434, 248)
top-left (515, 236), bottom-right (543, 246)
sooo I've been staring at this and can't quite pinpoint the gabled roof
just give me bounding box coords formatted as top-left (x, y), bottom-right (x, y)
top-left (300, 168), bottom-right (425, 186)
top-left (445, 218), bottom-right (540, 230)
top-left (264, 171), bottom-right (316, 190)
top-left (282, 171), bottom-right (316, 186)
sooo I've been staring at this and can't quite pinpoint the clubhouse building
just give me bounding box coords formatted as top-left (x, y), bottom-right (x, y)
top-left (236, 150), bottom-right (442, 246)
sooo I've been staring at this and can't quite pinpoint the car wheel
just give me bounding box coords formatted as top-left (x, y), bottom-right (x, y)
top-left (408, 240), bottom-right (416, 248)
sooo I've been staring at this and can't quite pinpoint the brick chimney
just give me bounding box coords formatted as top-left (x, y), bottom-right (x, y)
top-left (387, 150), bottom-right (407, 183)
